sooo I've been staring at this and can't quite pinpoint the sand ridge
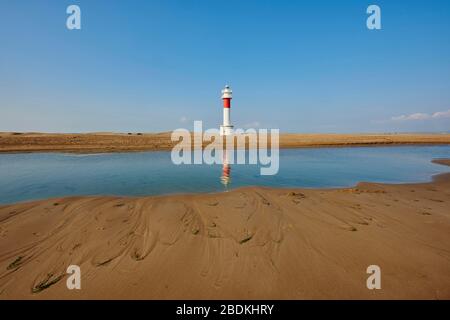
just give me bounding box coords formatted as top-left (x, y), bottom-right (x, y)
top-left (0, 162), bottom-right (449, 299)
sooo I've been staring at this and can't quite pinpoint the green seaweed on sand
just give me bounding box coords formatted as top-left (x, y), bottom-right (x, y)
top-left (32, 273), bottom-right (64, 293)
top-left (7, 256), bottom-right (23, 270)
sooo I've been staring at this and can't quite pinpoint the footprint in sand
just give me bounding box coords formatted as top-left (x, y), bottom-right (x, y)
top-left (206, 201), bottom-right (219, 207)
top-left (287, 192), bottom-right (306, 204)
top-left (256, 192), bottom-right (271, 206)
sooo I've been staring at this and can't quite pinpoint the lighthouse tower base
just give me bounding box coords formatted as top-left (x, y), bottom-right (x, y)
top-left (220, 125), bottom-right (234, 136)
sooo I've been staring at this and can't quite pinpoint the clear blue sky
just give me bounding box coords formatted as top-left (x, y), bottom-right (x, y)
top-left (1, 0), bottom-right (449, 133)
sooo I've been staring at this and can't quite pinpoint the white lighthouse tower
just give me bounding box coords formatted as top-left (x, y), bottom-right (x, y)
top-left (220, 85), bottom-right (234, 136)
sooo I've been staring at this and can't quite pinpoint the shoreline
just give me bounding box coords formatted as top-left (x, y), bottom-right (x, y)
top-left (0, 160), bottom-right (449, 299)
top-left (0, 142), bottom-right (449, 155)
top-left (0, 158), bottom-right (448, 207)
top-left (1, 132), bottom-right (450, 153)
top-left (1, 167), bottom-right (449, 208)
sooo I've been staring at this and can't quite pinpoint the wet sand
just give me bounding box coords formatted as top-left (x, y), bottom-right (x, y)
top-left (1, 132), bottom-right (450, 153)
top-left (0, 161), bottom-right (449, 299)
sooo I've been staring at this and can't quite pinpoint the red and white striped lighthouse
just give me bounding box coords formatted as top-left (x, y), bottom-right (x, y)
top-left (220, 85), bottom-right (234, 136)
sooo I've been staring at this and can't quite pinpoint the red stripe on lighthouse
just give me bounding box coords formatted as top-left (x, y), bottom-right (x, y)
top-left (223, 98), bottom-right (231, 108)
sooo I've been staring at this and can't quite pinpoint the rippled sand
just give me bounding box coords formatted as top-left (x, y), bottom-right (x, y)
top-left (0, 161), bottom-right (449, 299)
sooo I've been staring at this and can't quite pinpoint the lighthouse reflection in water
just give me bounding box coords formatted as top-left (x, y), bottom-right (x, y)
top-left (221, 149), bottom-right (232, 187)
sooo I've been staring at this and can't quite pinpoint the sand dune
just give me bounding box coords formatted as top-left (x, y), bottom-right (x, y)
top-left (1, 132), bottom-right (449, 153)
top-left (0, 162), bottom-right (449, 299)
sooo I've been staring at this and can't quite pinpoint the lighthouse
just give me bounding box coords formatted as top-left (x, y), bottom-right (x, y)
top-left (220, 85), bottom-right (234, 136)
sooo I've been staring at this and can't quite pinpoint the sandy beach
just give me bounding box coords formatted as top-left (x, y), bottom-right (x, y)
top-left (1, 132), bottom-right (450, 153)
top-left (0, 160), bottom-right (449, 299)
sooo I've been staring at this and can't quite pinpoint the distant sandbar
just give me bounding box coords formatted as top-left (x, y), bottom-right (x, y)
top-left (1, 132), bottom-right (450, 153)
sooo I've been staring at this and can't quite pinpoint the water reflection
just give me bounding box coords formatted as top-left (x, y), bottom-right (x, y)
top-left (1, 146), bottom-right (449, 204)
top-left (221, 149), bottom-right (231, 187)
